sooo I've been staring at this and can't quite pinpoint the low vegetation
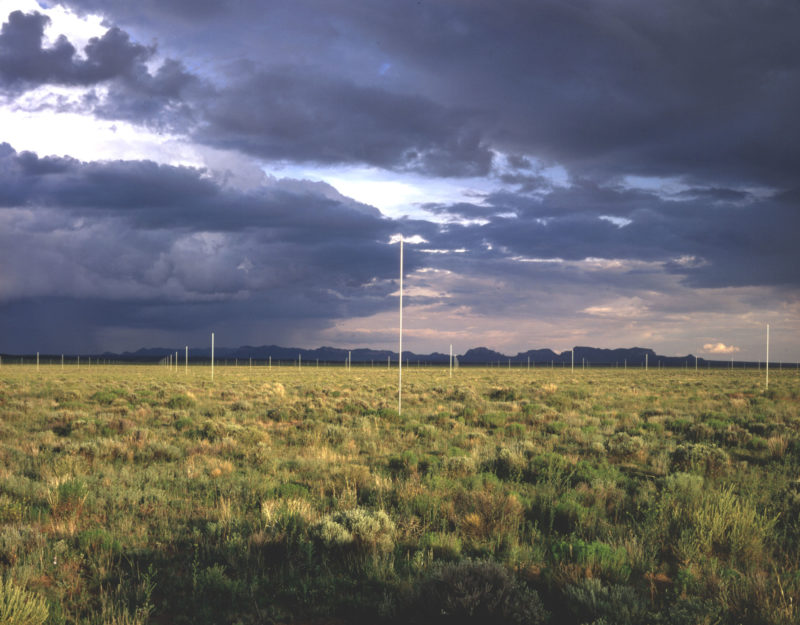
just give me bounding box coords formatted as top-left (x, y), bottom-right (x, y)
top-left (0, 363), bottom-right (798, 624)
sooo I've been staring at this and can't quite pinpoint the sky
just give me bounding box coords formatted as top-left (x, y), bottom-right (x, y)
top-left (0, 0), bottom-right (798, 360)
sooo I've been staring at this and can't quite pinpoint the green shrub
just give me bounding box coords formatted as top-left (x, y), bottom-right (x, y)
top-left (419, 532), bottom-right (462, 561)
top-left (669, 443), bottom-right (729, 477)
top-left (49, 478), bottom-right (88, 514)
top-left (0, 578), bottom-right (48, 625)
top-left (666, 417), bottom-right (692, 433)
top-left (192, 563), bottom-right (243, 619)
top-left (410, 559), bottom-right (547, 624)
top-left (313, 507), bottom-right (395, 555)
top-left (489, 446), bottom-right (526, 481)
top-left (552, 498), bottom-right (586, 534)
top-left (660, 475), bottom-right (775, 568)
top-left (652, 597), bottom-right (723, 625)
top-left (551, 539), bottom-right (632, 583)
top-left (78, 528), bottom-right (121, 555)
top-left (688, 422), bottom-right (715, 442)
top-left (564, 578), bottom-right (649, 625)
top-left (91, 389), bottom-right (127, 405)
top-left (276, 482), bottom-right (310, 499)
top-left (505, 422), bottom-right (526, 438)
top-left (444, 455), bottom-right (476, 477)
top-left (388, 451), bottom-right (418, 476)
top-left (526, 452), bottom-right (570, 484)
top-left (478, 412), bottom-right (507, 429)
top-left (0, 495), bottom-right (25, 523)
top-left (167, 394), bottom-right (195, 409)
top-left (487, 387), bottom-right (520, 401)
top-left (606, 432), bottom-right (645, 459)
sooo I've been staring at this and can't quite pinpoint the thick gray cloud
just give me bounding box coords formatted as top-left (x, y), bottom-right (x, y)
top-left (196, 68), bottom-right (492, 176)
top-left (0, 9), bottom-right (491, 174)
top-left (0, 144), bottom-right (426, 351)
top-left (420, 180), bottom-right (800, 289)
top-left (0, 143), bottom-right (392, 233)
top-left (51, 0), bottom-right (800, 188)
top-left (3, 139), bottom-right (796, 353)
top-left (0, 10), bottom-right (199, 126)
top-left (1, 10), bottom-right (144, 86)
top-left (1, 1), bottom-right (798, 355)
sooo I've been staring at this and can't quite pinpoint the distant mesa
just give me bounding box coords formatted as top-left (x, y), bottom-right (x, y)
top-left (84, 344), bottom-right (705, 366)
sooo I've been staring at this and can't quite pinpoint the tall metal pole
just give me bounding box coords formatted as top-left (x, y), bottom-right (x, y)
top-left (398, 239), bottom-right (404, 415)
top-left (211, 332), bottom-right (215, 380)
top-left (766, 324), bottom-right (770, 390)
top-left (450, 344), bottom-right (453, 378)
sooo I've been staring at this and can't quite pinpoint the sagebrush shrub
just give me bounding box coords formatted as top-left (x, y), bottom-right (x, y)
top-left (313, 507), bottom-right (395, 555)
top-left (411, 559), bottom-right (548, 624)
top-left (565, 577), bottom-right (649, 625)
top-left (0, 578), bottom-right (49, 625)
top-left (670, 443), bottom-right (729, 477)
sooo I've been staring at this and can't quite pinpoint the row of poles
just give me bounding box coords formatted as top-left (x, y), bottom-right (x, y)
top-left (0, 240), bottom-right (780, 403)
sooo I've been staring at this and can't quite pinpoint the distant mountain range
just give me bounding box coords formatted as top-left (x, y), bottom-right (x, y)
top-left (90, 344), bottom-right (719, 366)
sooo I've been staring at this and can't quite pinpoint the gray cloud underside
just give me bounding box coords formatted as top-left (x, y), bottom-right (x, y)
top-left (1, 2), bottom-right (799, 352)
top-left (423, 181), bottom-right (800, 288)
top-left (0, 145), bottom-right (407, 324)
top-left (0, 10), bottom-right (492, 175)
top-left (0, 10), bottom-right (199, 126)
top-left (1, 143), bottom-right (796, 330)
top-left (195, 69), bottom-right (492, 176)
top-left (41, 0), bottom-right (800, 188)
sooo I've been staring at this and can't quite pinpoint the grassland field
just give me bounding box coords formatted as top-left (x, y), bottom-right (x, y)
top-left (1, 363), bottom-right (799, 625)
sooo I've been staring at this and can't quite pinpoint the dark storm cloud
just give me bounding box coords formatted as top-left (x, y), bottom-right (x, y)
top-left (195, 68), bottom-right (492, 177)
top-left (55, 0), bottom-right (800, 187)
top-left (1, 9), bottom-right (491, 174)
top-left (0, 295), bottom-right (352, 354)
top-left (0, 144), bottom-right (395, 236)
top-left (420, 181), bottom-right (800, 289)
top-left (2, 1), bottom-right (798, 354)
top-left (0, 10), bottom-right (199, 124)
top-left (13, 0), bottom-right (794, 188)
top-left (352, 0), bottom-right (800, 188)
top-left (1, 10), bottom-right (144, 86)
top-left (0, 145), bottom-right (427, 351)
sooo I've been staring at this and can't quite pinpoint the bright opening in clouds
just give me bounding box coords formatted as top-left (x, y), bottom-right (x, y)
top-left (703, 343), bottom-right (741, 355)
top-left (0, 0), bottom-right (798, 360)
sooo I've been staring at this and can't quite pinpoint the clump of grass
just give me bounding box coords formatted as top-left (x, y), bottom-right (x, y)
top-left (651, 473), bottom-right (775, 571)
top-left (605, 432), bottom-right (646, 461)
top-left (767, 434), bottom-right (788, 459)
top-left (313, 507), bottom-right (395, 556)
top-left (166, 394), bottom-right (195, 410)
top-left (0, 577), bottom-right (49, 625)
